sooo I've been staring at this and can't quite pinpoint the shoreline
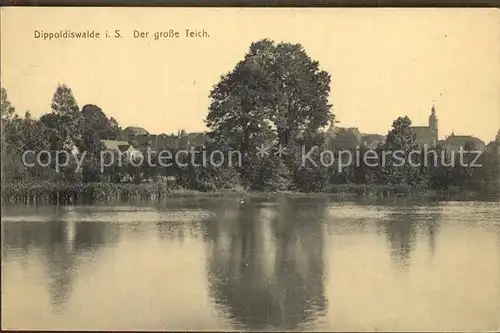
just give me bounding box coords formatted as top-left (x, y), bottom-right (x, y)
top-left (1, 181), bottom-right (498, 205)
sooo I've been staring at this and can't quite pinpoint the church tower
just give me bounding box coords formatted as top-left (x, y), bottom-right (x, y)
top-left (428, 102), bottom-right (438, 146)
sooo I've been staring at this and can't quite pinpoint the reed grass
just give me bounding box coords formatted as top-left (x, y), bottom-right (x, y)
top-left (2, 180), bottom-right (485, 206)
top-left (1, 181), bottom-right (217, 205)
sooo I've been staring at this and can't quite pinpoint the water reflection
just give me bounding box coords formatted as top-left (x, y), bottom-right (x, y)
top-left (377, 204), bottom-right (442, 270)
top-left (2, 213), bottom-right (121, 312)
top-left (204, 197), bottom-right (328, 330)
top-left (383, 210), bottom-right (418, 269)
top-left (156, 220), bottom-right (204, 241)
top-left (419, 208), bottom-right (442, 259)
top-left (1, 199), bottom-right (499, 331)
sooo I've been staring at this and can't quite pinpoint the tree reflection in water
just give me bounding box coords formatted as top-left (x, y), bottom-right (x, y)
top-left (203, 196), bottom-right (329, 331)
top-left (2, 209), bottom-right (121, 313)
top-left (377, 201), bottom-right (442, 270)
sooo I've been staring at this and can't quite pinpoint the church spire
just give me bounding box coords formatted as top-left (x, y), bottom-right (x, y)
top-left (429, 101), bottom-right (438, 144)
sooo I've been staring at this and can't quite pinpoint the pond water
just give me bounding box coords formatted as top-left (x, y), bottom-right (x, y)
top-left (2, 196), bottom-right (499, 331)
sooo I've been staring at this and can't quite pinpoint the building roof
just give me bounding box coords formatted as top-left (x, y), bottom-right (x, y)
top-left (125, 132), bottom-right (207, 151)
top-left (361, 134), bottom-right (386, 148)
top-left (128, 134), bottom-right (180, 150)
top-left (350, 128), bottom-right (363, 142)
top-left (123, 126), bottom-right (149, 135)
top-left (160, 135), bottom-right (180, 148)
top-left (101, 140), bottom-right (131, 152)
top-left (326, 126), bottom-right (386, 149)
top-left (327, 127), bottom-right (362, 149)
top-left (129, 134), bottom-right (151, 146)
top-left (410, 126), bottom-right (431, 135)
top-left (443, 134), bottom-right (485, 147)
top-left (362, 133), bottom-right (386, 141)
top-left (178, 135), bottom-right (189, 149)
top-left (186, 132), bottom-right (208, 147)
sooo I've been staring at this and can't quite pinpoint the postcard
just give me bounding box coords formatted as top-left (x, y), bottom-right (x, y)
top-left (1, 7), bottom-right (499, 332)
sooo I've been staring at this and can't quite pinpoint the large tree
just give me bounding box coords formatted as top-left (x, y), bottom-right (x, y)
top-left (1, 88), bottom-right (16, 152)
top-left (108, 116), bottom-right (122, 139)
top-left (81, 104), bottom-right (121, 141)
top-left (51, 84), bottom-right (79, 116)
top-left (1, 88), bottom-right (15, 154)
top-left (248, 40), bottom-right (332, 147)
top-left (80, 104), bottom-right (126, 183)
top-left (1, 89), bottom-right (18, 181)
top-left (382, 116), bottom-right (424, 186)
top-left (41, 84), bottom-right (83, 150)
top-left (207, 39), bottom-right (332, 149)
top-left (206, 47), bottom-right (274, 158)
top-left (2, 108), bottom-right (53, 181)
top-left (1, 88), bottom-right (15, 123)
top-left (205, 39), bottom-right (333, 190)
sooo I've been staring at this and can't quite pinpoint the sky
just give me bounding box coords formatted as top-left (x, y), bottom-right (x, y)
top-left (1, 8), bottom-right (499, 142)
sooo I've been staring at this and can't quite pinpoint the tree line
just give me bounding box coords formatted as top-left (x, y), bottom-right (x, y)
top-left (1, 38), bottom-right (499, 194)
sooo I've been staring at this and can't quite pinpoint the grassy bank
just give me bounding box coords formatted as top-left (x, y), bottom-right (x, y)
top-left (324, 184), bottom-right (498, 201)
top-left (0, 181), bottom-right (244, 205)
top-left (1, 181), bottom-right (494, 205)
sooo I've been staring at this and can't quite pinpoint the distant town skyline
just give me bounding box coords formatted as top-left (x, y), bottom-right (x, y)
top-left (1, 8), bottom-right (499, 143)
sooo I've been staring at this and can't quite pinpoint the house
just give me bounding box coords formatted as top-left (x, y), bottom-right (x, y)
top-left (361, 134), bottom-right (386, 149)
top-left (327, 127), bottom-right (362, 150)
top-left (101, 139), bottom-right (142, 160)
top-left (187, 132), bottom-right (207, 147)
top-left (127, 131), bottom-right (209, 151)
top-left (442, 132), bottom-right (486, 152)
top-left (128, 134), bottom-right (181, 152)
top-left (177, 132), bottom-right (208, 149)
top-left (123, 126), bottom-right (149, 140)
top-left (325, 121), bottom-right (385, 150)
